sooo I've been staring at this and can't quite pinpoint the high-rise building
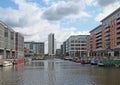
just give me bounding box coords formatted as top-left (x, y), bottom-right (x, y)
top-left (48, 33), bottom-right (56, 56)
top-left (24, 42), bottom-right (44, 57)
top-left (89, 7), bottom-right (120, 58)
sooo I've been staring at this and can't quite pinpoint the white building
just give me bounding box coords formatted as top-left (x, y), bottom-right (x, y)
top-left (16, 32), bottom-right (24, 58)
top-left (66, 35), bottom-right (89, 58)
top-left (0, 20), bottom-right (24, 59)
top-left (48, 33), bottom-right (56, 56)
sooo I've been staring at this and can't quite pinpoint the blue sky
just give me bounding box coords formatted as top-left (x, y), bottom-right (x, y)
top-left (0, 0), bottom-right (120, 51)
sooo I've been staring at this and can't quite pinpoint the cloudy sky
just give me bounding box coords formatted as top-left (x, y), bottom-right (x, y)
top-left (0, 0), bottom-right (120, 53)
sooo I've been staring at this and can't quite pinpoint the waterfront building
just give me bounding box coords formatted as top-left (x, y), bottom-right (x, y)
top-left (0, 21), bottom-right (16, 59)
top-left (16, 32), bottom-right (24, 58)
top-left (48, 33), bottom-right (56, 56)
top-left (89, 7), bottom-right (120, 58)
top-left (66, 35), bottom-right (89, 58)
top-left (0, 20), bottom-right (24, 59)
top-left (24, 41), bottom-right (44, 57)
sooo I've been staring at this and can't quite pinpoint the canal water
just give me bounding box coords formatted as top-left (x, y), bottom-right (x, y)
top-left (0, 59), bottom-right (120, 85)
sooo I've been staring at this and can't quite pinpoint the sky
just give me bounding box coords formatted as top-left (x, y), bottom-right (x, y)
top-left (0, 0), bottom-right (120, 53)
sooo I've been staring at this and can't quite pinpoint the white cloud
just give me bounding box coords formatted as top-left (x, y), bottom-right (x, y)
top-left (0, 0), bottom-right (90, 53)
top-left (98, 0), bottom-right (120, 7)
top-left (42, 0), bottom-right (90, 21)
top-left (95, 2), bottom-right (120, 21)
top-left (44, 0), bottom-right (50, 5)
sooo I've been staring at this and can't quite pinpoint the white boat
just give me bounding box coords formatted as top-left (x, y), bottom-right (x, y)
top-left (3, 60), bottom-right (13, 67)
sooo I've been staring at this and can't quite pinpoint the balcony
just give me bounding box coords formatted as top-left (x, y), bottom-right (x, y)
top-left (105, 37), bottom-right (110, 40)
top-left (96, 41), bottom-right (102, 43)
top-left (96, 43), bottom-right (102, 46)
top-left (96, 48), bottom-right (102, 51)
top-left (117, 39), bottom-right (120, 43)
top-left (117, 17), bottom-right (120, 20)
top-left (96, 33), bottom-right (102, 37)
top-left (117, 19), bottom-right (120, 23)
top-left (117, 42), bottom-right (120, 45)
top-left (96, 31), bottom-right (102, 35)
top-left (117, 24), bottom-right (120, 29)
top-left (96, 37), bottom-right (102, 41)
top-left (105, 29), bottom-right (110, 33)
top-left (117, 29), bottom-right (120, 34)
top-left (105, 33), bottom-right (110, 37)
top-left (116, 44), bottom-right (120, 48)
top-left (117, 34), bottom-right (120, 38)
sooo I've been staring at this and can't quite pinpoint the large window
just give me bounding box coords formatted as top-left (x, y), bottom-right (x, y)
top-left (4, 29), bottom-right (8, 37)
top-left (11, 32), bottom-right (14, 40)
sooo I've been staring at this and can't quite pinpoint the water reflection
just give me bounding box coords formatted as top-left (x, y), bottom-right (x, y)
top-left (89, 67), bottom-right (120, 85)
top-left (32, 61), bottom-right (44, 66)
top-left (0, 64), bottom-right (24, 85)
top-left (0, 59), bottom-right (120, 85)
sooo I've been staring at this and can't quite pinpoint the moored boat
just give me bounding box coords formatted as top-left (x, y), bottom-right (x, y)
top-left (2, 60), bottom-right (13, 67)
top-left (13, 59), bottom-right (24, 65)
top-left (91, 59), bottom-right (98, 65)
top-left (98, 61), bottom-right (104, 67)
top-left (81, 60), bottom-right (90, 64)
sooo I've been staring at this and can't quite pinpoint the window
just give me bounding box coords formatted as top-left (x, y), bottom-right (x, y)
top-left (5, 29), bottom-right (8, 37)
top-left (11, 32), bottom-right (14, 40)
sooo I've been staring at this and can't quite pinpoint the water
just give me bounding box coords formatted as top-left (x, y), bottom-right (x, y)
top-left (0, 59), bottom-right (120, 85)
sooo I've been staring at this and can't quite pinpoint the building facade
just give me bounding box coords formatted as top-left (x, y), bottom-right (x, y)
top-left (48, 33), bottom-right (56, 56)
top-left (24, 42), bottom-right (44, 57)
top-left (60, 44), bottom-right (63, 56)
top-left (89, 7), bottom-right (120, 58)
top-left (16, 32), bottom-right (24, 58)
top-left (63, 41), bottom-right (66, 56)
top-left (0, 20), bottom-right (24, 59)
top-left (66, 35), bottom-right (89, 58)
top-left (56, 49), bottom-right (61, 58)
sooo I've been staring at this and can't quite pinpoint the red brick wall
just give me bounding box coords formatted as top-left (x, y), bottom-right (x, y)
top-left (110, 18), bottom-right (117, 49)
top-left (92, 33), bottom-right (96, 51)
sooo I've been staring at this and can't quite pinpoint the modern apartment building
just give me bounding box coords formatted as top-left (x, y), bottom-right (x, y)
top-left (24, 41), bottom-right (44, 57)
top-left (16, 32), bottom-right (24, 58)
top-left (0, 21), bottom-right (16, 59)
top-left (48, 33), bottom-right (56, 56)
top-left (0, 20), bottom-right (24, 59)
top-left (66, 35), bottom-right (89, 57)
top-left (89, 7), bottom-right (120, 58)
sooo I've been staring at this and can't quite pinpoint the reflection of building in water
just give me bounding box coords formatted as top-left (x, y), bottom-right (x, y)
top-left (0, 65), bottom-right (24, 85)
top-left (48, 61), bottom-right (55, 70)
top-left (32, 61), bottom-right (44, 66)
top-left (47, 61), bottom-right (56, 85)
